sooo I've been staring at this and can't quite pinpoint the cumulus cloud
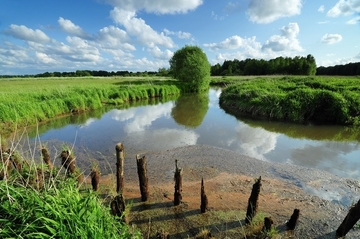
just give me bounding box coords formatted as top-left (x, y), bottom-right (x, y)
top-left (318, 5), bottom-right (325, 13)
top-left (262, 22), bottom-right (303, 52)
top-left (327, 0), bottom-right (360, 17)
top-left (4, 24), bottom-right (51, 43)
top-left (147, 46), bottom-right (173, 59)
top-left (104, 0), bottom-right (203, 14)
top-left (163, 29), bottom-right (192, 39)
top-left (247, 0), bottom-right (302, 24)
top-left (110, 8), bottom-right (175, 48)
top-left (97, 26), bottom-right (135, 51)
top-left (321, 33), bottom-right (343, 44)
top-left (347, 16), bottom-right (360, 24)
top-left (35, 52), bottom-right (56, 64)
top-left (58, 17), bottom-right (92, 39)
top-left (204, 35), bottom-right (260, 51)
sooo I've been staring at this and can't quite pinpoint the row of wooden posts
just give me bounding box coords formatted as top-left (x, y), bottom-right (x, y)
top-left (108, 143), bottom-right (300, 234)
top-left (39, 142), bottom-right (360, 238)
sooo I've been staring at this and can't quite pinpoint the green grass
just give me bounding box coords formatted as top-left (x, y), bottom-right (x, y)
top-left (219, 76), bottom-right (360, 125)
top-left (0, 76), bottom-right (185, 135)
top-left (0, 138), bottom-right (141, 239)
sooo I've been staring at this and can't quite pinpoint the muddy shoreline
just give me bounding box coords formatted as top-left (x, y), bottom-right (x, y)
top-left (117, 144), bottom-right (360, 238)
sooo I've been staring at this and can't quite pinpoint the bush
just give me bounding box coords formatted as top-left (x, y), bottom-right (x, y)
top-left (169, 45), bottom-right (211, 92)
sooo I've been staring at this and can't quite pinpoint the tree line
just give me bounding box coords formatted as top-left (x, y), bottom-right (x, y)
top-left (316, 62), bottom-right (360, 76)
top-left (211, 55), bottom-right (317, 76)
top-left (0, 69), bottom-right (171, 78)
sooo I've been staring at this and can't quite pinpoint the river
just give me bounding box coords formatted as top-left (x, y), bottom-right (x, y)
top-left (24, 88), bottom-right (360, 181)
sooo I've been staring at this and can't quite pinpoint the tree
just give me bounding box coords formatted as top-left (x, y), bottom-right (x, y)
top-left (169, 45), bottom-right (211, 91)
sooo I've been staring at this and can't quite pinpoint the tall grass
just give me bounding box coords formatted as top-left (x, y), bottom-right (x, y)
top-left (220, 76), bottom-right (360, 125)
top-left (0, 77), bottom-right (183, 135)
top-left (0, 135), bottom-right (141, 239)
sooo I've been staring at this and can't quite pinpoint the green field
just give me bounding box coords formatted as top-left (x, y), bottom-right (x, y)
top-left (219, 76), bottom-right (360, 125)
top-left (0, 76), bottom-right (184, 134)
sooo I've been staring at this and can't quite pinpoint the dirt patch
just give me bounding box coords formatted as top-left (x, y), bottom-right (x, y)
top-left (83, 145), bottom-right (360, 238)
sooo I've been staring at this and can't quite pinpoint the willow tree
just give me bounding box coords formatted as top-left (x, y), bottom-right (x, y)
top-left (169, 45), bottom-right (211, 92)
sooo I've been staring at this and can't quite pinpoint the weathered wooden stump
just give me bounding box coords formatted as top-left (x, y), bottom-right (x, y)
top-left (287, 209), bottom-right (300, 230)
top-left (263, 217), bottom-right (274, 232)
top-left (245, 176), bottom-right (262, 224)
top-left (174, 159), bottom-right (182, 206)
top-left (110, 194), bottom-right (127, 223)
top-left (115, 143), bottom-right (125, 194)
top-left (60, 150), bottom-right (76, 174)
top-left (200, 178), bottom-right (208, 213)
top-left (90, 167), bottom-right (100, 191)
top-left (136, 154), bottom-right (149, 201)
top-left (336, 199), bottom-right (360, 237)
top-left (41, 147), bottom-right (53, 170)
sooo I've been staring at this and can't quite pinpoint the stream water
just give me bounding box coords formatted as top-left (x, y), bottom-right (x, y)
top-left (23, 88), bottom-right (360, 182)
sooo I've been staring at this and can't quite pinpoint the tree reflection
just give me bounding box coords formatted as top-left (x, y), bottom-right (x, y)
top-left (171, 91), bottom-right (209, 128)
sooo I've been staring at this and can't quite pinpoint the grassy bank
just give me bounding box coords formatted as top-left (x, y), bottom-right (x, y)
top-left (0, 77), bottom-right (183, 135)
top-left (219, 76), bottom-right (360, 125)
top-left (0, 139), bottom-right (141, 239)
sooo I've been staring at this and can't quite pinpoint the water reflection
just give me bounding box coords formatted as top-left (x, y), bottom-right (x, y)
top-left (171, 91), bottom-right (209, 128)
top-left (23, 88), bottom-right (360, 181)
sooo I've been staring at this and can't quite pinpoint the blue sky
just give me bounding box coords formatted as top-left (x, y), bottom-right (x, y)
top-left (1, 0), bottom-right (359, 75)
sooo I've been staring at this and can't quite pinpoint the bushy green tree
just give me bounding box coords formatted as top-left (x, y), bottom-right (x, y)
top-left (169, 45), bottom-right (211, 91)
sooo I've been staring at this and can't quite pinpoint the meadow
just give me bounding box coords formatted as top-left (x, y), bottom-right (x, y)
top-left (219, 76), bottom-right (360, 125)
top-left (0, 77), bottom-right (182, 135)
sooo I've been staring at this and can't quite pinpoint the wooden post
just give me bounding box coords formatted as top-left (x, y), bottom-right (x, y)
top-left (174, 159), bottom-right (182, 206)
top-left (200, 178), bottom-right (208, 213)
top-left (287, 209), bottom-right (300, 230)
top-left (41, 147), bottom-right (53, 170)
top-left (60, 150), bottom-right (76, 175)
top-left (136, 154), bottom-right (149, 201)
top-left (110, 194), bottom-right (127, 224)
top-left (115, 143), bottom-right (125, 194)
top-left (263, 217), bottom-right (274, 232)
top-left (90, 168), bottom-right (100, 191)
top-left (245, 176), bottom-right (262, 224)
top-left (336, 199), bottom-right (360, 237)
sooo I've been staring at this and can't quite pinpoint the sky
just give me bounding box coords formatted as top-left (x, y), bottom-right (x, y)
top-left (0, 0), bottom-right (359, 75)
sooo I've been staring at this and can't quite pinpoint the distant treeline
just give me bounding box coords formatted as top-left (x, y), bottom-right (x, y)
top-left (316, 62), bottom-right (360, 76)
top-left (0, 68), bottom-right (171, 78)
top-left (211, 55), bottom-right (317, 76)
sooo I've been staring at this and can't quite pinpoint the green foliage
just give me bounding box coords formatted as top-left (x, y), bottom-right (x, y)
top-left (0, 77), bottom-right (182, 135)
top-left (0, 180), bottom-right (141, 238)
top-left (171, 91), bottom-right (209, 128)
top-left (169, 45), bottom-right (211, 92)
top-left (211, 55), bottom-right (317, 76)
top-left (220, 76), bottom-right (360, 125)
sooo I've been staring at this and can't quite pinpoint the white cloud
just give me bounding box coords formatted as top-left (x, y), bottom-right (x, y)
top-left (247, 0), bottom-right (302, 24)
top-left (207, 22), bottom-right (304, 64)
top-left (147, 46), bottom-right (173, 59)
top-left (97, 26), bottom-right (135, 51)
top-left (35, 52), bottom-right (56, 64)
top-left (163, 29), bottom-right (192, 39)
top-left (262, 22), bottom-right (303, 52)
top-left (110, 8), bottom-right (175, 48)
top-left (321, 33), bottom-right (343, 44)
top-left (204, 35), bottom-right (259, 51)
top-left (104, 0), bottom-right (203, 14)
top-left (318, 5), bottom-right (325, 13)
top-left (327, 0), bottom-right (360, 17)
top-left (347, 16), bottom-right (360, 24)
top-left (58, 17), bottom-right (92, 39)
top-left (4, 24), bottom-right (51, 43)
